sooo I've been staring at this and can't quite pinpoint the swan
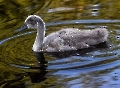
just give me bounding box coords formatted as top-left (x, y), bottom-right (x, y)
top-left (20, 15), bottom-right (109, 52)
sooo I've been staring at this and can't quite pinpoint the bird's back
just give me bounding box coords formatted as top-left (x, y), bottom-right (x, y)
top-left (42, 28), bottom-right (108, 52)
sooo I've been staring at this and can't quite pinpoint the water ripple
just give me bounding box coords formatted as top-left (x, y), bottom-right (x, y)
top-left (46, 19), bottom-right (120, 26)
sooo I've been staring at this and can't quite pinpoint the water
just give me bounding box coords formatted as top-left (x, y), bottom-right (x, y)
top-left (0, 0), bottom-right (120, 88)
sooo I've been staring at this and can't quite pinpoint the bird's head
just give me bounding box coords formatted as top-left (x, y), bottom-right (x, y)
top-left (25, 15), bottom-right (43, 29)
top-left (16, 15), bottom-right (45, 32)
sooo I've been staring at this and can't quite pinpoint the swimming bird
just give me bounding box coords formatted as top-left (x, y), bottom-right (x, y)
top-left (19, 15), bottom-right (109, 52)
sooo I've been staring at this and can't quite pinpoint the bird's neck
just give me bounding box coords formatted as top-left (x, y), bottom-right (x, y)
top-left (33, 22), bottom-right (45, 52)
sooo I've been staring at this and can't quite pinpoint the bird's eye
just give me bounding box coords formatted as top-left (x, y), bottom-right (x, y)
top-left (30, 18), bottom-right (34, 21)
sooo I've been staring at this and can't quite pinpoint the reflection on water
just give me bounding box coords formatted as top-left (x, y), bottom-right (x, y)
top-left (1, 0), bottom-right (120, 88)
top-left (28, 52), bottom-right (48, 83)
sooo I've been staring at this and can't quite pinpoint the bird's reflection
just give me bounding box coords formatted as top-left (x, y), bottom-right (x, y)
top-left (28, 52), bottom-right (48, 83)
top-left (27, 70), bottom-right (47, 83)
top-left (28, 41), bottom-right (108, 83)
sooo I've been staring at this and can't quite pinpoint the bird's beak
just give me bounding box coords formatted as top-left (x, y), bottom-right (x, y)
top-left (15, 23), bottom-right (28, 32)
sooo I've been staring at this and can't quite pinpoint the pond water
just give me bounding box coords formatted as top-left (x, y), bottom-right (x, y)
top-left (0, 0), bottom-right (120, 88)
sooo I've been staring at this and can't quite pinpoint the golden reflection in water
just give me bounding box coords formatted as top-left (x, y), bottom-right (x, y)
top-left (0, 0), bottom-right (120, 88)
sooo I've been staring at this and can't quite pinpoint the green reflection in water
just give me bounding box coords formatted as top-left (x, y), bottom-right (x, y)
top-left (0, 0), bottom-right (120, 88)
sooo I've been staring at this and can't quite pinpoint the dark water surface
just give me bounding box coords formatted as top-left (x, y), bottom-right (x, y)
top-left (0, 0), bottom-right (120, 88)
